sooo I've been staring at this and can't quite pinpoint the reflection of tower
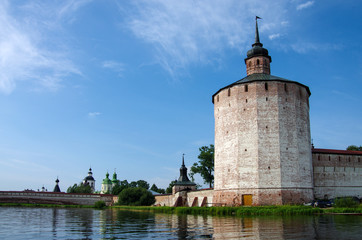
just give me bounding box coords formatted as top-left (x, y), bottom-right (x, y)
top-left (83, 168), bottom-right (95, 192)
top-left (213, 17), bottom-right (313, 205)
top-left (53, 177), bottom-right (61, 192)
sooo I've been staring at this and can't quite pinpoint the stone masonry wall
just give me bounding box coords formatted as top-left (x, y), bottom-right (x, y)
top-left (0, 191), bottom-right (114, 206)
top-left (312, 151), bottom-right (362, 199)
top-left (213, 81), bottom-right (313, 206)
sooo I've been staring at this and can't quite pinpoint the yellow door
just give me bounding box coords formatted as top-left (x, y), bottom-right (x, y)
top-left (242, 194), bottom-right (253, 206)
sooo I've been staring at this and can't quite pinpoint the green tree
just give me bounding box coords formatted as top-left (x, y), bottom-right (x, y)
top-left (111, 180), bottom-right (129, 195)
top-left (136, 180), bottom-right (150, 189)
top-left (190, 144), bottom-right (214, 188)
top-left (118, 187), bottom-right (155, 206)
top-left (150, 183), bottom-right (166, 194)
top-left (347, 145), bottom-right (362, 151)
top-left (67, 183), bottom-right (92, 193)
top-left (165, 180), bottom-right (177, 194)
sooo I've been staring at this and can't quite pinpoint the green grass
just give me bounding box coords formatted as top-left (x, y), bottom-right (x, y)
top-left (113, 205), bottom-right (325, 216)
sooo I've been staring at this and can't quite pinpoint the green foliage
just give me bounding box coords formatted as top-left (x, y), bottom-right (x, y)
top-left (346, 145), bottom-right (362, 151)
top-left (150, 184), bottom-right (166, 194)
top-left (111, 181), bottom-right (129, 195)
top-left (334, 197), bottom-right (360, 208)
top-left (94, 201), bottom-right (106, 209)
top-left (118, 187), bottom-right (156, 206)
top-left (136, 180), bottom-right (150, 189)
top-left (190, 144), bottom-right (214, 188)
top-left (67, 183), bottom-right (92, 193)
top-left (113, 205), bottom-right (325, 216)
top-left (165, 180), bottom-right (177, 194)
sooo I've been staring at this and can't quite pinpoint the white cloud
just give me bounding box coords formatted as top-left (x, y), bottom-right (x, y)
top-left (120, 0), bottom-right (289, 78)
top-left (0, 1), bottom-right (85, 94)
top-left (88, 112), bottom-right (101, 118)
top-left (102, 61), bottom-right (125, 76)
top-left (296, 1), bottom-right (315, 11)
top-left (269, 33), bottom-right (281, 40)
top-left (291, 42), bottom-right (341, 54)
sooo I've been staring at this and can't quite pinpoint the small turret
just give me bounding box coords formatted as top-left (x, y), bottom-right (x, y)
top-left (53, 177), bottom-right (61, 192)
top-left (244, 16), bottom-right (272, 75)
top-left (173, 154), bottom-right (196, 194)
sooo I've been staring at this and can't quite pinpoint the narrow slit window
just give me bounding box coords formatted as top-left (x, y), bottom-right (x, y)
top-left (217, 95), bottom-right (219, 102)
top-left (228, 88), bottom-right (231, 96)
top-left (256, 59), bottom-right (260, 65)
top-left (245, 85), bottom-right (248, 92)
top-left (265, 83), bottom-right (268, 91)
top-left (284, 83), bottom-right (287, 92)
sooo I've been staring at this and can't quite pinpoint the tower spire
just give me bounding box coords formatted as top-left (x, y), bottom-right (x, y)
top-left (253, 16), bottom-right (262, 47)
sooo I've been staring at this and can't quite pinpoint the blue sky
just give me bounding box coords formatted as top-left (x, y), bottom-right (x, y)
top-left (0, 0), bottom-right (361, 191)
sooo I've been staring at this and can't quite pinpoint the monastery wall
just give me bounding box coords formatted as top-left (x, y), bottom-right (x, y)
top-left (0, 191), bottom-right (114, 206)
top-left (312, 150), bottom-right (362, 199)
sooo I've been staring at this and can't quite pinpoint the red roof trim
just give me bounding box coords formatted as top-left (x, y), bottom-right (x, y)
top-left (312, 148), bottom-right (362, 155)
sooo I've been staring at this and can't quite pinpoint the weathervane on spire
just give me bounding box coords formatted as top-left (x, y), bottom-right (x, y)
top-left (253, 16), bottom-right (262, 47)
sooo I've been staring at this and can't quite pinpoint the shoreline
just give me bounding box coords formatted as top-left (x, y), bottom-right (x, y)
top-left (2, 203), bottom-right (361, 216)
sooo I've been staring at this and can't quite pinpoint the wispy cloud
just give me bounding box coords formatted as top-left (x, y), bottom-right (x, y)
top-left (269, 33), bottom-right (281, 40)
top-left (0, 1), bottom-right (87, 94)
top-left (290, 41), bottom-right (342, 54)
top-left (120, 0), bottom-right (289, 78)
top-left (296, 1), bottom-right (315, 11)
top-left (102, 60), bottom-right (125, 77)
top-left (88, 112), bottom-right (101, 118)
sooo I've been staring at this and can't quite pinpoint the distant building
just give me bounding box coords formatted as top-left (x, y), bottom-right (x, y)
top-left (83, 168), bottom-right (95, 192)
top-left (111, 171), bottom-right (120, 187)
top-left (101, 172), bottom-right (112, 194)
top-left (53, 178), bottom-right (61, 192)
top-left (172, 155), bottom-right (196, 195)
top-left (101, 170), bottom-right (120, 194)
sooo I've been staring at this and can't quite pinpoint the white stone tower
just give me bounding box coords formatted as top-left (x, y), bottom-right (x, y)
top-left (212, 17), bottom-right (314, 206)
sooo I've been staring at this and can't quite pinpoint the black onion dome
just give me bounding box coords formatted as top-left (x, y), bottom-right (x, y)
top-left (245, 17), bottom-right (271, 62)
top-left (84, 176), bottom-right (95, 181)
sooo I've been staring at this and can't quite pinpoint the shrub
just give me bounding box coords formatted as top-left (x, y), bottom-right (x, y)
top-left (94, 201), bottom-right (106, 209)
top-left (334, 197), bottom-right (360, 208)
top-left (118, 187), bottom-right (156, 206)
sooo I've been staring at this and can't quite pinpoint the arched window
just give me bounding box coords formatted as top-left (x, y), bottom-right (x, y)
top-left (256, 59), bottom-right (260, 65)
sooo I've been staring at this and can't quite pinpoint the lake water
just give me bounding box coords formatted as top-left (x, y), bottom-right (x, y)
top-left (0, 207), bottom-right (361, 239)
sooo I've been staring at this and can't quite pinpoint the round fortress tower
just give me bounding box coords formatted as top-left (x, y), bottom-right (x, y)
top-left (212, 18), bottom-right (314, 205)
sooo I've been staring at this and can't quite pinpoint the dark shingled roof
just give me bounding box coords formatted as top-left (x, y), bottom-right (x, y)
top-left (212, 73), bottom-right (311, 103)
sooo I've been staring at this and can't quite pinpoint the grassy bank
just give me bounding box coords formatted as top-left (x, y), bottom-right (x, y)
top-left (2, 203), bottom-right (361, 215)
top-left (113, 205), bottom-right (323, 216)
top-left (113, 205), bottom-right (362, 216)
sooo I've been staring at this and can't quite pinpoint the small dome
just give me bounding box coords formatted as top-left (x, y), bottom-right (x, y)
top-left (246, 45), bottom-right (271, 60)
top-left (84, 176), bottom-right (95, 181)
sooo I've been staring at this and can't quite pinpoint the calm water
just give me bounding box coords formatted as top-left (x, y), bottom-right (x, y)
top-left (0, 207), bottom-right (361, 239)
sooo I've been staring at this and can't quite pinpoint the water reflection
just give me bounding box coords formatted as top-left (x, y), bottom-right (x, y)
top-left (0, 207), bottom-right (361, 239)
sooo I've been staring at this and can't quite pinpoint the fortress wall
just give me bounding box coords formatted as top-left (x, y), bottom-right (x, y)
top-left (154, 194), bottom-right (174, 206)
top-left (312, 151), bottom-right (362, 199)
top-left (213, 83), bottom-right (259, 205)
top-left (278, 83), bottom-right (313, 204)
top-left (186, 189), bottom-right (214, 207)
top-left (0, 191), bottom-right (114, 206)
